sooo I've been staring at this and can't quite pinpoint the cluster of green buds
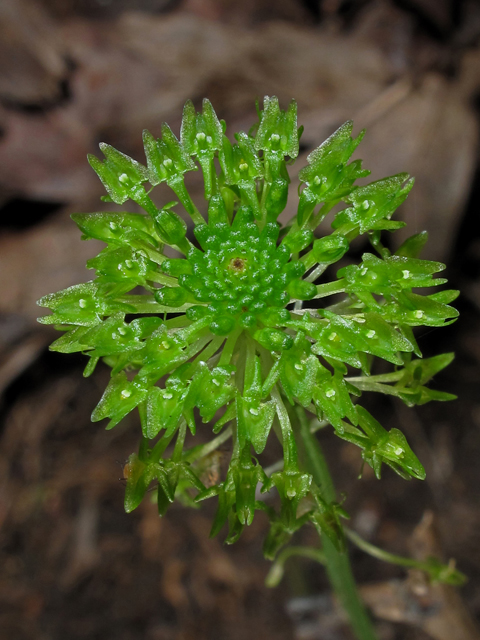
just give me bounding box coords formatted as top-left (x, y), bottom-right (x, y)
top-left (38, 96), bottom-right (459, 560)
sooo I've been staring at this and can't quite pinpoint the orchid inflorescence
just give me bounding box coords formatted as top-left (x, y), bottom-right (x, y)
top-left (38, 96), bottom-right (460, 574)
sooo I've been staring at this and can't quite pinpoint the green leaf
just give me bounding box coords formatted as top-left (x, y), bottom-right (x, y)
top-left (383, 291), bottom-right (459, 327)
top-left (281, 229), bottom-right (314, 254)
top-left (143, 124), bottom-right (196, 186)
top-left (339, 253), bottom-right (446, 299)
top-left (183, 363), bottom-right (236, 427)
top-left (310, 492), bottom-right (348, 552)
top-left (311, 234), bottom-right (349, 264)
top-left (152, 208), bottom-right (188, 248)
top-left (333, 174), bottom-right (413, 234)
top-left (353, 407), bottom-right (425, 480)
top-left (180, 98), bottom-right (223, 158)
top-left (144, 384), bottom-right (188, 439)
top-left (87, 245), bottom-right (159, 284)
top-left (255, 96), bottom-right (299, 159)
top-left (37, 282), bottom-right (108, 326)
top-left (88, 144), bottom-right (149, 204)
top-left (297, 121), bottom-right (368, 227)
top-left (395, 231), bottom-right (429, 258)
top-left (270, 469), bottom-right (312, 529)
top-left (138, 326), bottom-right (188, 383)
top-left (78, 313), bottom-right (145, 357)
top-left (123, 453), bottom-right (157, 513)
top-left (92, 372), bottom-right (148, 429)
top-left (49, 325), bottom-right (93, 353)
top-left (312, 367), bottom-right (358, 431)
top-left (236, 395), bottom-right (276, 454)
top-left (71, 211), bottom-right (158, 246)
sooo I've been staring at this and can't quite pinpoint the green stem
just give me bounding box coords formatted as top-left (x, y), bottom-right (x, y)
top-left (295, 406), bottom-right (378, 640)
top-left (169, 176), bottom-right (204, 226)
top-left (184, 336), bottom-right (225, 380)
top-left (219, 327), bottom-right (242, 366)
top-left (116, 295), bottom-right (196, 315)
top-left (184, 425), bottom-right (233, 463)
top-left (150, 420), bottom-right (183, 464)
top-left (173, 420), bottom-right (187, 462)
top-left (314, 279), bottom-right (346, 299)
top-left (344, 528), bottom-right (465, 585)
top-left (271, 386), bottom-right (300, 472)
top-left (265, 546), bottom-right (326, 588)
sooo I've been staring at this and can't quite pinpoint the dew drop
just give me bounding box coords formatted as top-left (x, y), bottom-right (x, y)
top-left (118, 327), bottom-right (126, 336)
top-left (239, 162), bottom-right (248, 171)
top-left (121, 389), bottom-right (131, 399)
top-left (212, 378), bottom-right (220, 387)
top-left (125, 259), bottom-right (133, 269)
top-left (325, 389), bottom-right (335, 398)
top-left (79, 299), bottom-right (87, 308)
top-left (367, 330), bottom-right (376, 338)
top-left (206, 136), bottom-right (212, 145)
top-left (163, 158), bottom-right (173, 167)
top-left (118, 173), bottom-right (129, 183)
top-left (395, 447), bottom-right (404, 456)
top-left (294, 363), bottom-right (303, 371)
top-left (362, 200), bottom-right (370, 210)
top-left (402, 270), bottom-right (410, 279)
top-left (163, 392), bottom-right (173, 400)
top-left (415, 310), bottom-right (424, 319)
top-left (249, 408), bottom-right (259, 416)
top-left (111, 332), bottom-right (117, 339)
top-left (329, 332), bottom-right (337, 341)
top-left (196, 132), bottom-right (206, 141)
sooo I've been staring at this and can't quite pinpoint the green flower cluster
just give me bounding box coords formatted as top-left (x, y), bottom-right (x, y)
top-left (160, 206), bottom-right (315, 337)
top-left (38, 96), bottom-right (459, 557)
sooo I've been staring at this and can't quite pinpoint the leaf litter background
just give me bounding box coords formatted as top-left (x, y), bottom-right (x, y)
top-left (1, 1), bottom-right (480, 639)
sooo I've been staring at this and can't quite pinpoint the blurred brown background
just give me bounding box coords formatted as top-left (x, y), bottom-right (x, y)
top-left (1, 1), bottom-right (480, 639)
